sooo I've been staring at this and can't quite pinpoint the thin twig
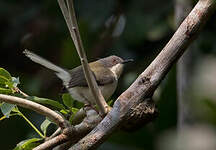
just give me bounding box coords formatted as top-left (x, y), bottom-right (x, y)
top-left (33, 133), bottom-right (69, 150)
top-left (0, 94), bottom-right (70, 129)
top-left (57, 0), bottom-right (77, 47)
top-left (69, 0), bottom-right (216, 149)
top-left (57, 0), bottom-right (108, 115)
top-left (46, 128), bottom-right (61, 141)
top-left (19, 110), bottom-right (45, 138)
top-left (36, 107), bottom-right (101, 150)
top-left (14, 87), bottom-right (29, 97)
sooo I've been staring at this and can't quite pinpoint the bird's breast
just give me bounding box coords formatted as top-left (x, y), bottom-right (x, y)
top-left (68, 80), bottom-right (118, 104)
top-left (100, 80), bottom-right (118, 99)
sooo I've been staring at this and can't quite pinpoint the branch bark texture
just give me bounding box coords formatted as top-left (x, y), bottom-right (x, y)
top-left (0, 94), bottom-right (69, 129)
top-left (57, 0), bottom-right (108, 115)
top-left (69, 0), bottom-right (216, 149)
top-left (34, 133), bottom-right (69, 150)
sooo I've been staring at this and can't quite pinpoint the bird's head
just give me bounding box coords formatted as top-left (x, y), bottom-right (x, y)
top-left (99, 55), bottom-right (133, 79)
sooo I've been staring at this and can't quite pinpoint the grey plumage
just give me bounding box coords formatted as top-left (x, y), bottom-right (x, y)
top-left (23, 50), bottom-right (127, 104)
top-left (68, 65), bottom-right (115, 88)
top-left (23, 50), bottom-right (116, 88)
top-left (23, 50), bottom-right (71, 86)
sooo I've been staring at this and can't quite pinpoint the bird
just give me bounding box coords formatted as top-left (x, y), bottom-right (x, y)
top-left (23, 50), bottom-right (132, 105)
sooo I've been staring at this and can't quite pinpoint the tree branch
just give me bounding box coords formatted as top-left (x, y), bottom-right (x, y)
top-left (34, 133), bottom-right (69, 150)
top-left (0, 94), bottom-right (70, 129)
top-left (57, 0), bottom-right (109, 115)
top-left (46, 128), bottom-right (61, 141)
top-left (69, 0), bottom-right (216, 149)
top-left (35, 106), bottom-right (102, 150)
top-left (53, 140), bottom-right (72, 150)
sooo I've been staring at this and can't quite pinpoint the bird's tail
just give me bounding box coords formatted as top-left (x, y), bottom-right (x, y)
top-left (23, 49), bottom-right (71, 85)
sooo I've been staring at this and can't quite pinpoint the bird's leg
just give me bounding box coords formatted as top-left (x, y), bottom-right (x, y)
top-left (83, 103), bottom-right (99, 115)
top-left (80, 93), bottom-right (100, 115)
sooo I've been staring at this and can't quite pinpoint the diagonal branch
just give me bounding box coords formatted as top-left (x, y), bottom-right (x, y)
top-left (0, 94), bottom-right (70, 129)
top-left (57, 0), bottom-right (108, 115)
top-left (0, 94), bottom-right (76, 150)
top-left (34, 133), bottom-right (69, 150)
top-left (69, 0), bottom-right (216, 149)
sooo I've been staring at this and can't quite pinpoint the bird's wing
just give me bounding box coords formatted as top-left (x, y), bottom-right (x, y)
top-left (68, 64), bottom-right (115, 88)
top-left (93, 65), bottom-right (116, 85)
top-left (68, 66), bottom-right (88, 87)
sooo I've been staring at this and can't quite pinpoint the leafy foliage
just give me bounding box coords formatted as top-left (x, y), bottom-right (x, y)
top-left (1, 0), bottom-right (216, 149)
top-left (0, 103), bottom-right (16, 118)
top-left (40, 118), bottom-right (52, 136)
top-left (0, 87), bottom-right (12, 94)
top-left (0, 67), bottom-right (87, 149)
top-left (62, 93), bottom-right (74, 108)
top-left (0, 68), bottom-right (12, 81)
top-left (28, 96), bottom-right (66, 110)
top-left (0, 67), bottom-right (20, 118)
top-left (14, 138), bottom-right (42, 150)
top-left (0, 68), bottom-right (13, 94)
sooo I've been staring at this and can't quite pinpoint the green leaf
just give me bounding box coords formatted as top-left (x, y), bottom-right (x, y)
top-left (0, 75), bottom-right (9, 84)
top-left (107, 99), bottom-right (114, 106)
top-left (62, 93), bottom-right (74, 108)
top-left (71, 107), bottom-right (79, 114)
top-left (0, 68), bottom-right (12, 81)
top-left (5, 81), bottom-right (14, 89)
top-left (4, 77), bottom-right (20, 92)
top-left (12, 77), bottom-right (20, 87)
top-left (13, 138), bottom-right (42, 150)
top-left (73, 101), bottom-right (84, 109)
top-left (0, 103), bottom-right (16, 118)
top-left (12, 106), bottom-right (20, 113)
top-left (2, 77), bottom-right (20, 93)
top-left (29, 96), bottom-right (65, 110)
top-left (0, 87), bottom-right (12, 94)
top-left (40, 118), bottom-right (52, 136)
top-left (0, 83), bottom-right (6, 88)
top-left (69, 107), bottom-right (79, 123)
top-left (60, 109), bottom-right (69, 114)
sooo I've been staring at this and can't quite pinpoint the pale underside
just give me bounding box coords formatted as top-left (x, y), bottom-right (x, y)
top-left (68, 80), bottom-right (117, 104)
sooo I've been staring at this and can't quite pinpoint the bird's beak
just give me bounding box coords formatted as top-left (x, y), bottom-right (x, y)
top-left (121, 59), bottom-right (134, 64)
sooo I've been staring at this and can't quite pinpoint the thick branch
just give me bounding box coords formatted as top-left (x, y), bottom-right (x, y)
top-left (121, 98), bottom-right (158, 131)
top-left (57, 0), bottom-right (108, 115)
top-left (69, 0), bottom-right (216, 149)
top-left (53, 141), bottom-right (72, 150)
top-left (0, 94), bottom-right (69, 129)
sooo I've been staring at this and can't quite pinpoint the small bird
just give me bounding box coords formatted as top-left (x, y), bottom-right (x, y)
top-left (23, 50), bottom-right (132, 105)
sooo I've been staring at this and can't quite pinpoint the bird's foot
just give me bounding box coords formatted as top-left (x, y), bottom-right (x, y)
top-left (84, 104), bottom-right (99, 114)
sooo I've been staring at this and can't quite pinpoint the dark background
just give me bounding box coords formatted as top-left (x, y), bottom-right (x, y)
top-left (1, 0), bottom-right (216, 150)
